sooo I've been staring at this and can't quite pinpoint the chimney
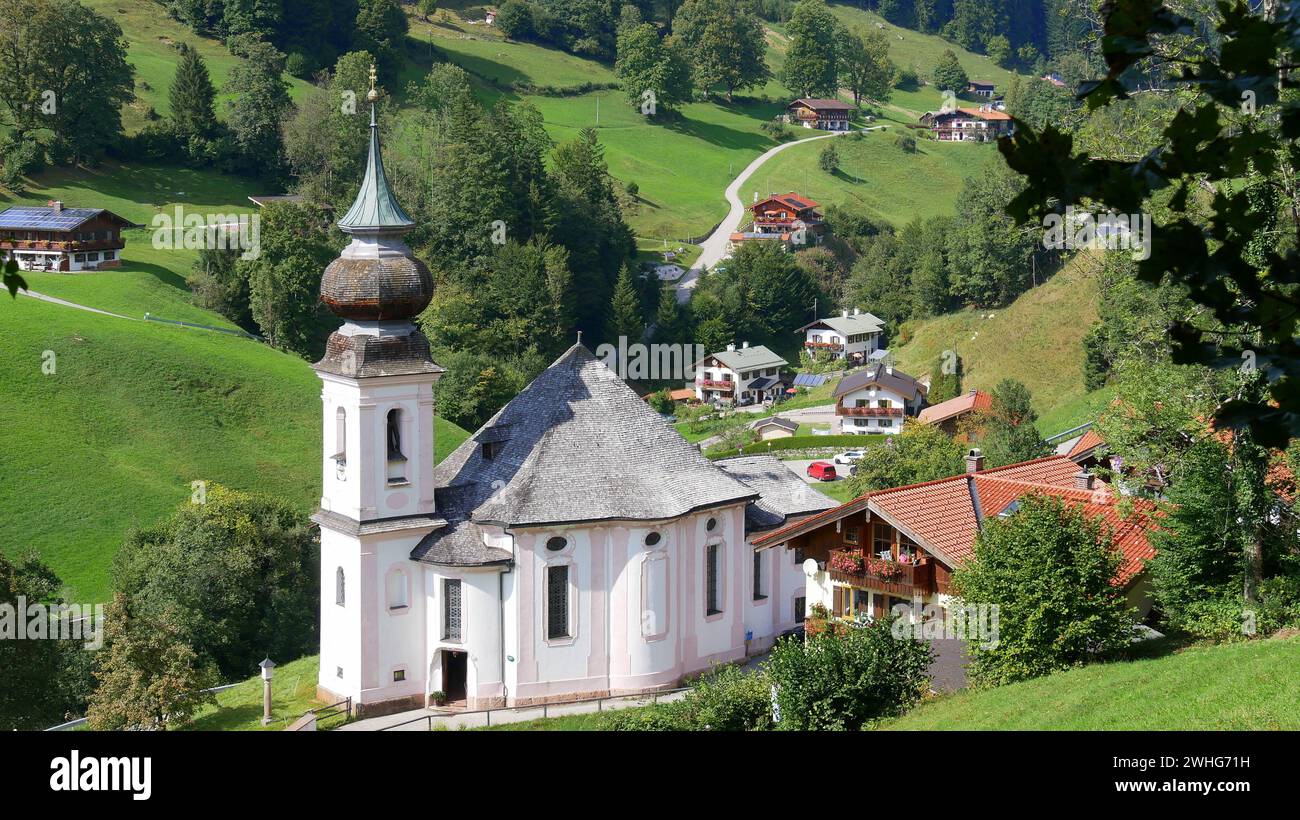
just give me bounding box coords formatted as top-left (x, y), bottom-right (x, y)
top-left (1074, 470), bottom-right (1095, 490)
top-left (726, 343), bottom-right (736, 352)
top-left (885, 364), bottom-right (893, 375)
top-left (853, 307), bottom-right (861, 315)
top-left (841, 309), bottom-right (849, 318)
top-left (965, 448), bottom-right (984, 473)
top-left (742, 341), bottom-right (750, 349)
top-left (48, 200), bottom-right (62, 212)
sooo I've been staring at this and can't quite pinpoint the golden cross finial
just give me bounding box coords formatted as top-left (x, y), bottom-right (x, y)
top-left (367, 64), bottom-right (378, 103)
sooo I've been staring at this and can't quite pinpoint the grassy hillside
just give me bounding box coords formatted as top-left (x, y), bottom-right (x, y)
top-left (83, 0), bottom-right (313, 132)
top-left (186, 654), bottom-right (343, 731)
top-left (893, 251), bottom-right (1103, 425)
top-left (0, 298), bottom-right (469, 604)
top-left (885, 635), bottom-right (1300, 730)
top-left (826, 4), bottom-right (1021, 123)
top-left (752, 129), bottom-right (1001, 228)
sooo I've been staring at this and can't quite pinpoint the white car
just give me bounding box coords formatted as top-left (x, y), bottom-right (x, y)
top-left (833, 450), bottom-right (866, 465)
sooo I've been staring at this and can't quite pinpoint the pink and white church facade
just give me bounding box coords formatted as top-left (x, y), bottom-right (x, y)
top-left (313, 92), bottom-right (836, 716)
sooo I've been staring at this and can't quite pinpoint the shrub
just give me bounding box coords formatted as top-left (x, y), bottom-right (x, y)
top-left (767, 620), bottom-right (933, 730)
top-left (600, 701), bottom-right (690, 730)
top-left (895, 133), bottom-right (917, 153)
top-left (952, 494), bottom-right (1136, 686)
top-left (680, 664), bottom-right (773, 731)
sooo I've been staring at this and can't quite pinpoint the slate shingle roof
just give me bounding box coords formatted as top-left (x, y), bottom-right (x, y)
top-left (715, 455), bottom-right (839, 532)
top-left (833, 363), bottom-right (925, 401)
top-left (412, 343), bottom-right (759, 565)
top-left (702, 344), bottom-right (788, 373)
top-left (796, 313), bottom-right (885, 336)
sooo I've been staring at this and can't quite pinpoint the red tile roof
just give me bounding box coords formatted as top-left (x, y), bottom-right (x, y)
top-left (1067, 428), bottom-right (1105, 459)
top-left (956, 106), bottom-right (1012, 121)
top-left (917, 390), bottom-right (992, 425)
top-left (753, 455), bottom-right (1156, 586)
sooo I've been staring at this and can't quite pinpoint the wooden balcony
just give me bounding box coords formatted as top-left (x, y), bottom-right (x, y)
top-left (804, 341), bottom-right (843, 350)
top-left (837, 405), bottom-right (903, 417)
top-left (827, 548), bottom-right (934, 597)
top-left (696, 379), bottom-right (734, 391)
top-left (0, 238), bottom-right (123, 252)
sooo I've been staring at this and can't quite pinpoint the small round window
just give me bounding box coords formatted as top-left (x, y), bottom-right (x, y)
top-left (706, 517), bottom-right (717, 532)
top-left (546, 536), bottom-right (567, 552)
top-left (645, 531), bottom-right (662, 547)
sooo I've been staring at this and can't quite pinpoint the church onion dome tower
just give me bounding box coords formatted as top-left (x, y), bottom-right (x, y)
top-left (315, 67), bottom-right (440, 379)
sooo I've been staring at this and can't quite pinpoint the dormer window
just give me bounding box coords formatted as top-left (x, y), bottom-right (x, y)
top-left (482, 440), bottom-right (503, 461)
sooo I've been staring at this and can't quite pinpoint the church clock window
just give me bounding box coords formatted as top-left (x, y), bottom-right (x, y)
top-left (335, 567), bottom-right (345, 607)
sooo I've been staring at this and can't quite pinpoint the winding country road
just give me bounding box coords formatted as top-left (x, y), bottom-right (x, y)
top-left (674, 127), bottom-right (864, 305)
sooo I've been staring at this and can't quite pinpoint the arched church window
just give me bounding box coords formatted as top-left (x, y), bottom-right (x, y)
top-left (386, 408), bottom-right (403, 459)
top-left (334, 407), bottom-right (346, 465)
top-left (335, 567), bottom-right (345, 607)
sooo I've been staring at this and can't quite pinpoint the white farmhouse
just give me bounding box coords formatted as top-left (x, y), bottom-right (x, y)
top-left (694, 342), bottom-right (788, 405)
top-left (312, 100), bottom-right (835, 716)
top-left (796, 308), bottom-right (884, 364)
top-left (832, 363), bottom-right (926, 435)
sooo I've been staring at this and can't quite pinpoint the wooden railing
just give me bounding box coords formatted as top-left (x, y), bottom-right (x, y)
top-left (827, 549), bottom-right (934, 596)
top-left (0, 238), bottom-right (123, 252)
top-left (837, 405), bottom-right (902, 417)
top-left (804, 341), bottom-right (844, 350)
top-left (696, 379), bottom-right (734, 391)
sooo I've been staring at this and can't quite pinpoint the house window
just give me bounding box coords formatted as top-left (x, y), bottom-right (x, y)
top-left (103, 251), bottom-right (115, 260)
top-left (335, 567), bottom-right (345, 606)
top-left (752, 550), bottom-right (767, 601)
top-left (443, 579), bottom-right (462, 641)
top-left (873, 523), bottom-right (894, 559)
top-left (794, 547), bottom-right (805, 564)
top-left (547, 565), bottom-right (570, 639)
top-left (705, 543), bottom-right (721, 616)
top-left (844, 526), bottom-right (860, 545)
top-left (482, 440), bottom-right (502, 460)
top-left (393, 669), bottom-right (405, 682)
top-left (794, 595), bottom-right (807, 621)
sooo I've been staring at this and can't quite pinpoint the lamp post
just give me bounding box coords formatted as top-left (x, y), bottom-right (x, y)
top-left (259, 658), bottom-right (276, 726)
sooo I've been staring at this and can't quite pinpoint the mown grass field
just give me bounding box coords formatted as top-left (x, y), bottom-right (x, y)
top-left (0, 297), bottom-right (469, 604)
top-left (893, 251), bottom-right (1103, 429)
top-left (753, 128), bottom-right (1001, 228)
top-left (0, 165), bottom-right (469, 604)
top-left (883, 635), bottom-right (1300, 730)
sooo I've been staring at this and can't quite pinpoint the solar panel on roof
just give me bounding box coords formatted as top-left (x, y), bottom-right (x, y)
top-left (0, 207), bottom-right (102, 231)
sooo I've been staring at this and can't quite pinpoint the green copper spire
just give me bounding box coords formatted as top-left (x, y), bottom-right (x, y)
top-left (338, 66), bottom-right (414, 232)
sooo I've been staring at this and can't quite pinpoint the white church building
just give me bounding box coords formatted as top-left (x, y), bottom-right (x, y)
top-left (313, 91), bottom-right (836, 716)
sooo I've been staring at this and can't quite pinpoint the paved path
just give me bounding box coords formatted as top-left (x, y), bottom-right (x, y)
top-left (674, 129), bottom-right (856, 305)
top-left (15, 287), bottom-right (134, 320)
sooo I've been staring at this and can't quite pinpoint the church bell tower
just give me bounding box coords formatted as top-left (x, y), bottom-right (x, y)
top-left (313, 67), bottom-right (444, 710)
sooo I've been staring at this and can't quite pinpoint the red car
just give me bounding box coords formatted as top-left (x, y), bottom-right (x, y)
top-left (806, 461), bottom-right (837, 481)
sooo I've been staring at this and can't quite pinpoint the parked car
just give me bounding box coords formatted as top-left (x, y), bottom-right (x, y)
top-left (833, 450), bottom-right (866, 465)
top-left (806, 461), bottom-right (837, 481)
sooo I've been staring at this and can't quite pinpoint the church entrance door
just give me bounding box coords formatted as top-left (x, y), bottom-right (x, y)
top-left (442, 649), bottom-right (467, 704)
